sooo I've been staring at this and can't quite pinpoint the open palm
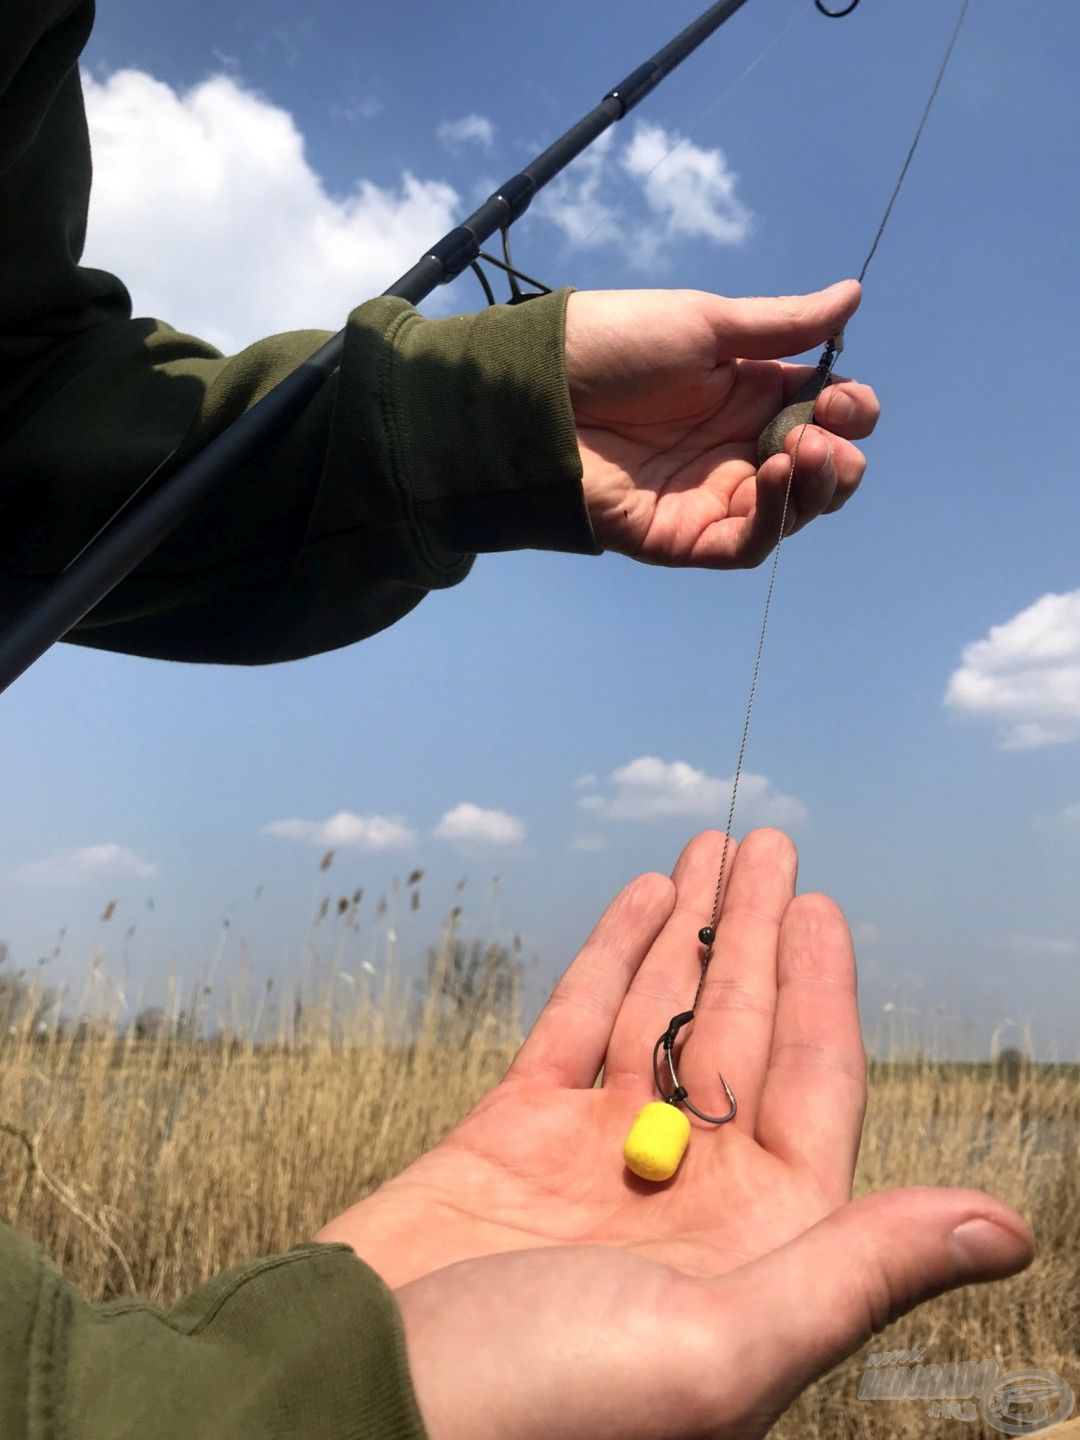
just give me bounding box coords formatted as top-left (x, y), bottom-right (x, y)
top-left (564, 283), bottom-right (879, 568)
top-left (319, 829), bottom-right (867, 1288)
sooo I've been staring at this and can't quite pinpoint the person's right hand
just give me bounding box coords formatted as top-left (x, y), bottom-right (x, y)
top-left (397, 1184), bottom-right (1032, 1440)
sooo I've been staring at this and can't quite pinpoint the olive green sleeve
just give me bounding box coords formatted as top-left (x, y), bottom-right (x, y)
top-left (0, 1225), bottom-right (430, 1440)
top-left (0, 2), bottom-right (599, 665)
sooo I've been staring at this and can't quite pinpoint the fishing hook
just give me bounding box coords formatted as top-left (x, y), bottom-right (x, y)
top-left (652, 1009), bottom-right (738, 1125)
top-left (815, 0), bottom-right (860, 16)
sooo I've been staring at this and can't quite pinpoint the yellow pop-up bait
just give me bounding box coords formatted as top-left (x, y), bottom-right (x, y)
top-left (623, 1101), bottom-right (691, 1182)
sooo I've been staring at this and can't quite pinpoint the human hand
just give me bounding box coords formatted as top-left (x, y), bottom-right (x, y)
top-left (563, 281), bottom-right (878, 566)
top-left (318, 831), bottom-right (1028, 1305)
top-left (396, 1188), bottom-right (1032, 1440)
top-left (386, 830), bottom-right (1031, 1440)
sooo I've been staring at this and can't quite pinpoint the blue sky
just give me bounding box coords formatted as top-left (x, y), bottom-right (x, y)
top-left (1, 0), bottom-right (1077, 1054)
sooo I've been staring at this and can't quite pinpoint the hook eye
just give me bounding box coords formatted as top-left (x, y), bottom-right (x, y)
top-left (815, 0), bottom-right (860, 15)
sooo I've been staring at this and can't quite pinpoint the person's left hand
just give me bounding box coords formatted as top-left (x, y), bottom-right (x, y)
top-left (319, 829), bottom-right (871, 1289)
top-left (563, 281), bottom-right (878, 567)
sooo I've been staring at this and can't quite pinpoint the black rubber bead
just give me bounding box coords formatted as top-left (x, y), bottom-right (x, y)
top-left (698, 926), bottom-right (715, 946)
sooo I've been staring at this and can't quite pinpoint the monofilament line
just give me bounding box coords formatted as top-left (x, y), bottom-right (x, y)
top-left (858, 0), bottom-right (973, 283)
top-left (696, 0), bottom-right (973, 1003)
top-left (556, 6), bottom-right (807, 262)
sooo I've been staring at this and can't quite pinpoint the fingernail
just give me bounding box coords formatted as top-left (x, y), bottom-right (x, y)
top-left (816, 440), bottom-right (835, 478)
top-left (826, 391), bottom-right (854, 424)
top-left (950, 1218), bottom-right (1030, 1281)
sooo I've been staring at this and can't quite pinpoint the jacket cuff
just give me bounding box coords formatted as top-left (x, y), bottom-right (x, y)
top-left (50, 1240), bottom-right (430, 1440)
top-left (344, 288), bottom-right (601, 573)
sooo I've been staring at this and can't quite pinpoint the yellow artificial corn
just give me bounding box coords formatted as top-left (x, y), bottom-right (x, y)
top-left (622, 1101), bottom-right (691, 1182)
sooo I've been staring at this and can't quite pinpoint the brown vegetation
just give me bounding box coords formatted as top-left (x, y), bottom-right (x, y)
top-left (0, 933), bottom-right (1075, 1437)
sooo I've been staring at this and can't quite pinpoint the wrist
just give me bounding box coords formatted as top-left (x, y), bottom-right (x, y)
top-left (344, 289), bottom-right (601, 567)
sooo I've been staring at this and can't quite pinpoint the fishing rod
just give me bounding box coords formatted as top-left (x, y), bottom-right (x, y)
top-left (0, 0), bottom-right (860, 694)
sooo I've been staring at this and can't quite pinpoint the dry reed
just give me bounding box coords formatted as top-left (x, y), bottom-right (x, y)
top-left (0, 927), bottom-right (1075, 1438)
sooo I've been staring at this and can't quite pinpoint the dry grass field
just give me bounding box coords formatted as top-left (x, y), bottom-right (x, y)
top-left (0, 925), bottom-right (1076, 1438)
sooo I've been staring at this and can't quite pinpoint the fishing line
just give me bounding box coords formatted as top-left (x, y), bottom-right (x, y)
top-left (554, 3), bottom-right (808, 262)
top-left (625, 0), bottom-right (976, 1182)
top-left (471, 6), bottom-right (809, 303)
top-left (857, 0), bottom-right (973, 285)
top-left (696, 0), bottom-right (975, 979)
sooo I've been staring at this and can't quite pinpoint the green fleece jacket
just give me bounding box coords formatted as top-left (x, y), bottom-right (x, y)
top-left (0, 1), bottom-right (598, 665)
top-left (0, 1), bottom-right (600, 1434)
top-left (0, 1228), bottom-right (429, 1440)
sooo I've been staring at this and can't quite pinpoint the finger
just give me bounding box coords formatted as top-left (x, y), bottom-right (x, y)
top-left (681, 828), bottom-right (795, 1131)
top-left (506, 871), bottom-right (675, 1089)
top-left (781, 429), bottom-right (867, 530)
top-left (604, 831), bottom-right (738, 1093)
top-left (818, 434), bottom-right (866, 514)
top-left (726, 443), bottom-right (836, 567)
top-left (811, 378), bottom-right (880, 441)
top-left (782, 428), bottom-right (837, 529)
top-left (692, 429), bottom-right (862, 568)
top-left (708, 280), bottom-right (861, 362)
top-left (755, 894), bottom-right (866, 1201)
top-left (697, 1188), bottom-right (1034, 1436)
top-left (765, 370), bottom-right (880, 444)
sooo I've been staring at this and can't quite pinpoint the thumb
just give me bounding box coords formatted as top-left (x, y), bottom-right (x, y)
top-left (708, 279), bottom-right (861, 360)
top-left (706, 1187), bottom-right (1034, 1435)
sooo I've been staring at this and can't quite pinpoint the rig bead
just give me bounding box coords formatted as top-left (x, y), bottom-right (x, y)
top-left (623, 1101), bottom-right (691, 1182)
top-left (698, 926), bottom-right (715, 946)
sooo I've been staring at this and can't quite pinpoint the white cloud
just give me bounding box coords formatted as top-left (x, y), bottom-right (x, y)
top-left (944, 591), bottom-right (1080, 748)
top-left (535, 128), bottom-right (621, 252)
top-left (535, 121), bottom-right (751, 272)
top-left (581, 756), bottom-right (807, 828)
top-left (437, 114), bottom-right (495, 151)
top-left (854, 922), bottom-right (881, 944)
top-left (1064, 803), bottom-right (1080, 824)
top-left (15, 844), bottom-right (157, 886)
top-left (82, 69), bottom-right (461, 353)
top-left (329, 96), bottom-right (383, 124)
top-left (258, 23), bottom-right (309, 70)
top-left (574, 773), bottom-right (599, 790)
top-left (263, 812), bottom-right (415, 850)
top-left (210, 47), bottom-right (240, 72)
top-left (432, 803), bottom-right (524, 846)
top-left (990, 934), bottom-right (1078, 959)
top-left (621, 121), bottom-right (752, 247)
top-left (569, 834), bottom-right (608, 853)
